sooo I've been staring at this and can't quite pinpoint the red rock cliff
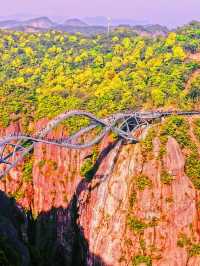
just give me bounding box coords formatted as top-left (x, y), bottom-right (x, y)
top-left (0, 118), bottom-right (200, 266)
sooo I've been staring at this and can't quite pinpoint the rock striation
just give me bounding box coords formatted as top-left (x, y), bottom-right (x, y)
top-left (0, 119), bottom-right (200, 265)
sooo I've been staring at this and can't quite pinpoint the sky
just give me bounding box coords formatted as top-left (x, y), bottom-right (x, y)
top-left (1, 0), bottom-right (200, 27)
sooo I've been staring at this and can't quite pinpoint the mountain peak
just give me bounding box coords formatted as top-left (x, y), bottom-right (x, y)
top-left (23, 17), bottom-right (54, 28)
top-left (63, 18), bottom-right (88, 27)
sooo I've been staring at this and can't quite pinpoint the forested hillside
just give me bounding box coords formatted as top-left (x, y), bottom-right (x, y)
top-left (1, 21), bottom-right (200, 132)
top-left (1, 22), bottom-right (200, 266)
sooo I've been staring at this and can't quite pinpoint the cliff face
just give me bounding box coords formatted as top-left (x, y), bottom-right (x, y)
top-left (77, 137), bottom-right (200, 266)
top-left (0, 118), bottom-right (200, 266)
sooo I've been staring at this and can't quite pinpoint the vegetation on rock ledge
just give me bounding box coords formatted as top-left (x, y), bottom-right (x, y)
top-left (132, 255), bottom-right (152, 266)
top-left (160, 171), bottom-right (174, 185)
top-left (135, 175), bottom-right (152, 191)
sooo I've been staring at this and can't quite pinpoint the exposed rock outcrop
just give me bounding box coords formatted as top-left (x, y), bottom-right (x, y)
top-left (0, 119), bottom-right (200, 265)
top-left (77, 136), bottom-right (200, 265)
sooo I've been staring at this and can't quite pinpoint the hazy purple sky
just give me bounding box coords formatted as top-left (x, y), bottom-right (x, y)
top-left (1, 0), bottom-right (200, 27)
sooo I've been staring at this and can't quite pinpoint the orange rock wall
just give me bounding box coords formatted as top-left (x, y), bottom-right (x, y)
top-left (0, 120), bottom-right (200, 265)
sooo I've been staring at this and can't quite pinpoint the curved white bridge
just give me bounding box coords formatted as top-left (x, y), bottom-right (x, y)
top-left (0, 110), bottom-right (199, 178)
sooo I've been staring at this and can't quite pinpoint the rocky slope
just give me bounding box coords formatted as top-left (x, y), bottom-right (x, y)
top-left (0, 117), bottom-right (200, 265)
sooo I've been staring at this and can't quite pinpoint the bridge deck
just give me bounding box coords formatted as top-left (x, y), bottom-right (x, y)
top-left (0, 110), bottom-right (200, 178)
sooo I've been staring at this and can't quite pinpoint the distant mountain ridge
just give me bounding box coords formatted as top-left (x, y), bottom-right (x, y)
top-left (0, 20), bottom-right (20, 28)
top-left (23, 17), bottom-right (54, 28)
top-left (132, 24), bottom-right (169, 36)
top-left (83, 16), bottom-right (148, 26)
top-left (63, 18), bottom-right (88, 27)
top-left (0, 17), bottom-right (55, 29)
top-left (0, 16), bottom-right (169, 36)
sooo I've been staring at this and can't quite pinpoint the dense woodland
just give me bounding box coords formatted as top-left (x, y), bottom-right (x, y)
top-left (0, 21), bottom-right (200, 131)
top-left (1, 22), bottom-right (200, 266)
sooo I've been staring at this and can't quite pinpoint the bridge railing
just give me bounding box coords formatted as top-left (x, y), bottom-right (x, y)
top-left (0, 110), bottom-right (200, 178)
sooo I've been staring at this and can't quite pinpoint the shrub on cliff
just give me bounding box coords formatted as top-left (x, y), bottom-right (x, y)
top-left (132, 255), bottom-right (152, 266)
top-left (80, 148), bottom-right (99, 180)
top-left (185, 152), bottom-right (200, 189)
top-left (194, 118), bottom-right (200, 141)
top-left (160, 171), bottom-right (174, 185)
top-left (22, 158), bottom-right (33, 182)
top-left (127, 216), bottom-right (147, 234)
top-left (160, 116), bottom-right (191, 148)
top-left (135, 175), bottom-right (152, 191)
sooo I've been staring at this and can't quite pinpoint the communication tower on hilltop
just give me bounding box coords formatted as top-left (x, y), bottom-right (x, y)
top-left (107, 17), bottom-right (111, 36)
